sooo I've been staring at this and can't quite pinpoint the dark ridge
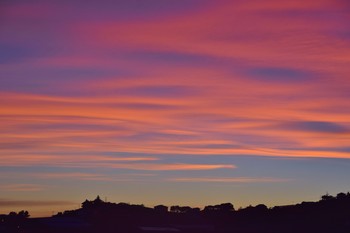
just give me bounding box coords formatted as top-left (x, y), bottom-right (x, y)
top-left (1, 192), bottom-right (350, 233)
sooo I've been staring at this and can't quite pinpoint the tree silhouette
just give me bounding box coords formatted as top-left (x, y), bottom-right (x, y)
top-left (321, 193), bottom-right (335, 201)
top-left (18, 210), bottom-right (30, 218)
top-left (154, 205), bottom-right (168, 213)
top-left (336, 192), bottom-right (347, 200)
top-left (204, 203), bottom-right (234, 212)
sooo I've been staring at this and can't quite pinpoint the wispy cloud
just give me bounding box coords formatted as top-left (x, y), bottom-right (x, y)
top-left (0, 154), bottom-right (159, 167)
top-left (169, 177), bottom-right (292, 183)
top-left (0, 199), bottom-right (74, 207)
top-left (108, 163), bottom-right (235, 171)
top-left (0, 184), bottom-right (44, 192)
top-left (43, 172), bottom-right (156, 181)
top-left (0, 153), bottom-right (234, 171)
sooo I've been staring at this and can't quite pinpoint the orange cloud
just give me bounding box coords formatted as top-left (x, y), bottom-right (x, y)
top-left (169, 177), bottom-right (291, 183)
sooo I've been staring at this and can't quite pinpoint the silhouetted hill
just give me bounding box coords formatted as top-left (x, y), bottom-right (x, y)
top-left (1, 192), bottom-right (350, 232)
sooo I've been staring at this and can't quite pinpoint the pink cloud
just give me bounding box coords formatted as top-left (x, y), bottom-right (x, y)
top-left (1, 0), bottom-right (350, 165)
top-left (108, 163), bottom-right (235, 171)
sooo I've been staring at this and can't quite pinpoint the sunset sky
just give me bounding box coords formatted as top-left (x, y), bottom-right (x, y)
top-left (1, 0), bottom-right (350, 217)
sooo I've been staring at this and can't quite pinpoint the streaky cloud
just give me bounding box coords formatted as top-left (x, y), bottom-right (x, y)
top-left (278, 121), bottom-right (349, 134)
top-left (108, 163), bottom-right (236, 171)
top-left (169, 177), bottom-right (291, 183)
top-left (0, 199), bottom-right (74, 207)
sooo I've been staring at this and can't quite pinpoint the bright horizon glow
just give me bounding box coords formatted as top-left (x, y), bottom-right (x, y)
top-left (1, 0), bottom-right (350, 217)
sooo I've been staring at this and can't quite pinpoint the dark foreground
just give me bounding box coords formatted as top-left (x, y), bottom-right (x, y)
top-left (1, 192), bottom-right (350, 233)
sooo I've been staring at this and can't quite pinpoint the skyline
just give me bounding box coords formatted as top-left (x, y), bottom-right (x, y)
top-left (1, 0), bottom-right (350, 217)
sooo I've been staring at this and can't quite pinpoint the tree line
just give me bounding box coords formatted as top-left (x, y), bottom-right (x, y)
top-left (2, 192), bottom-right (350, 233)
